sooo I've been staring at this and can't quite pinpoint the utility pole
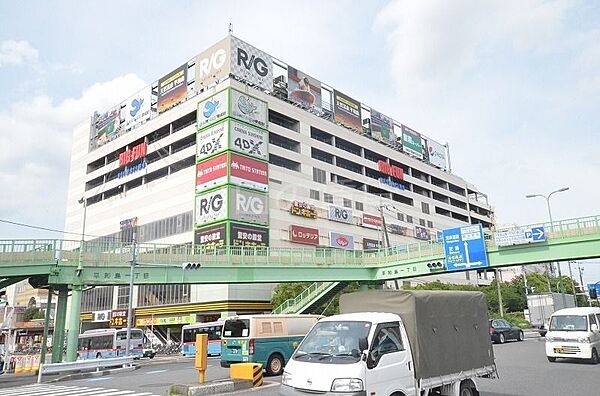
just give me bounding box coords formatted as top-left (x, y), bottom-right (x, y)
top-left (567, 261), bottom-right (578, 307)
top-left (495, 269), bottom-right (504, 317)
top-left (577, 263), bottom-right (590, 307)
top-left (125, 230), bottom-right (137, 356)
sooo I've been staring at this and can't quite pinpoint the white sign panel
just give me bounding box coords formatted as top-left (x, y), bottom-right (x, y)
top-left (230, 119), bottom-right (268, 160)
top-left (197, 121), bottom-right (228, 160)
top-left (195, 187), bottom-right (228, 226)
top-left (230, 36), bottom-right (273, 91)
top-left (231, 89), bottom-right (268, 129)
top-left (494, 226), bottom-right (546, 247)
top-left (229, 187), bottom-right (269, 225)
top-left (197, 89), bottom-right (229, 130)
top-left (328, 206), bottom-right (353, 224)
top-left (427, 139), bottom-right (447, 170)
top-left (124, 86), bottom-right (152, 130)
top-left (92, 310), bottom-right (111, 323)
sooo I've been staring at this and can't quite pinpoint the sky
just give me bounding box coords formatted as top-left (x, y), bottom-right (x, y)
top-left (0, 1), bottom-right (599, 284)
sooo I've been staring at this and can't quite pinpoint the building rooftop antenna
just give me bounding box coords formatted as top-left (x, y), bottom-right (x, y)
top-left (228, 23), bottom-right (233, 35)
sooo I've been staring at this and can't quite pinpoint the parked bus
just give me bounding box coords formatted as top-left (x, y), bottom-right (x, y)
top-left (181, 321), bottom-right (223, 357)
top-left (220, 314), bottom-right (322, 376)
top-left (77, 328), bottom-right (145, 359)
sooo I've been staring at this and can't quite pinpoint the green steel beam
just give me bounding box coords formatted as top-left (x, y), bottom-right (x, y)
top-left (65, 285), bottom-right (82, 362)
top-left (51, 285), bottom-right (68, 363)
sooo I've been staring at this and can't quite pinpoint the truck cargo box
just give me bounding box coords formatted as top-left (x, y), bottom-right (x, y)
top-left (340, 290), bottom-right (495, 380)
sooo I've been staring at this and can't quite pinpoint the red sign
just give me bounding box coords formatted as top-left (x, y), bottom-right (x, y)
top-left (290, 225), bottom-right (320, 246)
top-left (377, 160), bottom-right (404, 180)
top-left (119, 142), bottom-right (147, 167)
top-left (229, 153), bottom-right (268, 192)
top-left (196, 153), bottom-right (228, 191)
top-left (362, 213), bottom-right (382, 229)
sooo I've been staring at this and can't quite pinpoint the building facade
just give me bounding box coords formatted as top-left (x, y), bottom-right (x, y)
top-left (63, 35), bottom-right (494, 339)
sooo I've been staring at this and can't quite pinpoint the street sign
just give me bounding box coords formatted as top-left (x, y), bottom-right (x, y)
top-left (587, 283), bottom-right (600, 299)
top-left (443, 224), bottom-right (489, 271)
top-left (494, 226), bottom-right (546, 247)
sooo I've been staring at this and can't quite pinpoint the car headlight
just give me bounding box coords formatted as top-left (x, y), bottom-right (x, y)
top-left (577, 337), bottom-right (591, 343)
top-left (331, 378), bottom-right (364, 392)
top-left (281, 371), bottom-right (292, 386)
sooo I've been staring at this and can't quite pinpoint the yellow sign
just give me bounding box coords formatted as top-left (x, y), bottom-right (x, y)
top-left (290, 201), bottom-right (317, 219)
top-left (135, 314), bottom-right (195, 326)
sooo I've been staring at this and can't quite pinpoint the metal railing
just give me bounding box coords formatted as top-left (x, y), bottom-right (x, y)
top-left (272, 282), bottom-right (337, 314)
top-left (37, 356), bottom-right (134, 383)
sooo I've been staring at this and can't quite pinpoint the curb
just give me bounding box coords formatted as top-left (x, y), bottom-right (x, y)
top-left (45, 365), bottom-right (138, 383)
top-left (169, 379), bottom-right (253, 396)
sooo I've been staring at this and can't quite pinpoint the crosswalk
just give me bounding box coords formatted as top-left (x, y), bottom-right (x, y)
top-left (0, 384), bottom-right (160, 396)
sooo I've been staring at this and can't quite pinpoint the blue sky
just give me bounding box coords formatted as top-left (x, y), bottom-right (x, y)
top-left (0, 1), bottom-right (599, 284)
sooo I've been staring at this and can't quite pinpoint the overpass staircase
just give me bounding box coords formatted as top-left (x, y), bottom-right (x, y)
top-left (272, 281), bottom-right (348, 314)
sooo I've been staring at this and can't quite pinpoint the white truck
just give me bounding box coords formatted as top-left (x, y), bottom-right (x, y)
top-left (281, 290), bottom-right (497, 396)
top-left (526, 293), bottom-right (575, 336)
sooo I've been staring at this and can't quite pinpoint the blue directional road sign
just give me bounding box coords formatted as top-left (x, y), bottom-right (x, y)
top-left (443, 224), bottom-right (489, 271)
top-left (587, 283), bottom-right (600, 297)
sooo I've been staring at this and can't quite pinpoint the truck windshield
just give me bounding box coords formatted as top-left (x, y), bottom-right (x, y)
top-left (294, 321), bottom-right (371, 364)
top-left (549, 315), bottom-right (588, 331)
top-left (223, 319), bottom-right (250, 338)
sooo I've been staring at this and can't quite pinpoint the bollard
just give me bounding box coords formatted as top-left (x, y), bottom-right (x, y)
top-left (14, 356), bottom-right (24, 374)
top-left (230, 363), bottom-right (263, 387)
top-left (195, 334), bottom-right (208, 384)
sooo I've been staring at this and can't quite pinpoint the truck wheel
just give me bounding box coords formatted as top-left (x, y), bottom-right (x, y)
top-left (459, 380), bottom-right (475, 396)
top-left (547, 356), bottom-right (556, 362)
top-left (498, 333), bottom-right (505, 344)
top-left (266, 353), bottom-right (284, 376)
top-left (517, 331), bottom-right (524, 341)
top-left (590, 349), bottom-right (599, 365)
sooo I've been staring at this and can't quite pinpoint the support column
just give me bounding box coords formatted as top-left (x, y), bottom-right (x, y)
top-left (65, 285), bottom-right (83, 362)
top-left (51, 285), bottom-right (68, 363)
top-left (40, 286), bottom-right (53, 365)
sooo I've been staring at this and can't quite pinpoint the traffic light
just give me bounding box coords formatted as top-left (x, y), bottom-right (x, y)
top-left (427, 261), bottom-right (445, 272)
top-left (590, 287), bottom-right (598, 300)
top-left (182, 262), bottom-right (201, 270)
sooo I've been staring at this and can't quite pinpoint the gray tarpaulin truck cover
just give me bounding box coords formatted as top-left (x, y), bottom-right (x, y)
top-left (339, 290), bottom-right (495, 380)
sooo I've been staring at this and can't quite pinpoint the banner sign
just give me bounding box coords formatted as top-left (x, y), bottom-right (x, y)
top-left (195, 187), bottom-right (228, 226)
top-left (333, 90), bottom-right (362, 131)
top-left (230, 119), bottom-right (268, 160)
top-left (194, 37), bottom-right (230, 91)
top-left (362, 213), bottom-right (382, 229)
top-left (196, 153), bottom-right (228, 191)
top-left (124, 86), bottom-right (152, 130)
top-left (110, 309), bottom-right (129, 327)
top-left (328, 206), bottom-right (353, 224)
top-left (287, 66), bottom-right (322, 110)
top-left (329, 232), bottom-right (354, 250)
top-left (136, 314), bottom-right (196, 327)
top-left (370, 109), bottom-right (394, 143)
top-left (119, 142), bottom-right (147, 167)
top-left (401, 125), bottom-right (423, 159)
top-left (387, 223), bottom-right (409, 236)
top-left (231, 89), bottom-right (269, 129)
top-left (117, 159), bottom-right (146, 179)
top-left (363, 238), bottom-right (381, 250)
top-left (94, 107), bottom-right (121, 147)
top-left (377, 160), bottom-right (404, 180)
top-left (158, 64), bottom-right (187, 114)
top-left (290, 225), bottom-right (320, 246)
top-left (119, 217), bottom-right (138, 230)
top-left (229, 222), bottom-right (269, 247)
top-left (231, 36), bottom-right (273, 91)
top-left (194, 223), bottom-right (226, 250)
top-left (92, 310), bottom-right (111, 323)
top-left (290, 201), bottom-right (318, 219)
top-left (197, 121), bottom-right (228, 161)
top-left (230, 187), bottom-right (269, 225)
top-left (197, 89), bottom-right (229, 130)
top-left (229, 153), bottom-right (268, 192)
top-left (427, 138), bottom-right (447, 170)
top-left (378, 177), bottom-right (406, 191)
top-left (415, 226), bottom-right (431, 241)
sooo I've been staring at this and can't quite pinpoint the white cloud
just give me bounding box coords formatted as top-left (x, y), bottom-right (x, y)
top-left (0, 74), bottom-right (146, 238)
top-left (0, 40), bottom-right (39, 67)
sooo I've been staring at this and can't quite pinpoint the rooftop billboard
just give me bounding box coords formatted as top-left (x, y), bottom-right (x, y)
top-left (401, 125), bottom-right (424, 159)
top-left (333, 90), bottom-right (362, 131)
top-left (231, 36), bottom-right (273, 91)
top-left (157, 64), bottom-right (187, 114)
top-left (288, 66), bottom-right (321, 110)
top-left (427, 138), bottom-right (447, 170)
top-left (194, 38), bottom-right (230, 91)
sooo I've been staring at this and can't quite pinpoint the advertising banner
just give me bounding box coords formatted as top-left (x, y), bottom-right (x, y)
top-left (194, 37), bottom-right (230, 91)
top-left (110, 309), bottom-right (129, 327)
top-left (137, 314), bottom-right (196, 327)
top-left (426, 138), bottom-right (447, 170)
top-left (229, 153), bottom-right (269, 192)
top-left (387, 223), bottom-right (410, 236)
top-left (328, 205), bottom-right (353, 224)
top-left (363, 238), bottom-right (381, 250)
top-left (231, 36), bottom-right (273, 91)
top-left (229, 222), bottom-right (269, 247)
top-left (377, 160), bottom-right (404, 180)
top-left (370, 109), bottom-right (394, 143)
top-left (290, 201), bottom-right (318, 219)
top-left (124, 86), bottom-right (152, 130)
top-left (329, 232), bottom-right (354, 250)
top-left (401, 125), bottom-right (423, 159)
top-left (194, 223), bottom-right (227, 250)
top-left (290, 225), bottom-right (320, 246)
top-left (92, 310), bottom-right (111, 323)
top-left (362, 213), bottom-right (382, 229)
top-left (196, 153), bottom-right (228, 191)
top-left (229, 187), bottom-right (269, 225)
top-left (231, 89), bottom-right (268, 129)
top-left (195, 187), bottom-right (228, 226)
top-left (94, 107), bottom-right (121, 147)
top-left (287, 66), bottom-right (322, 110)
top-left (158, 64), bottom-right (187, 114)
top-left (197, 89), bottom-right (229, 130)
top-left (230, 119), bottom-right (268, 160)
top-left (415, 226), bottom-right (431, 240)
top-left (197, 120), bottom-right (228, 161)
top-left (333, 90), bottom-right (362, 131)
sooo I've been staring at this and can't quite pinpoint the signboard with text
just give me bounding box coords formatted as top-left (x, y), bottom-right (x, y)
top-left (290, 225), bottom-right (320, 246)
top-left (157, 64), bottom-right (187, 113)
top-left (333, 90), bottom-right (362, 131)
top-left (329, 232), bottom-right (354, 250)
top-left (110, 309), bottom-right (129, 328)
top-left (328, 205), bottom-right (353, 224)
top-left (194, 223), bottom-right (227, 250)
top-left (197, 89), bottom-right (229, 130)
top-left (229, 187), bottom-right (269, 225)
top-left (229, 222), bottom-right (269, 247)
top-left (194, 37), bottom-right (230, 91)
top-left (230, 36), bottom-right (273, 91)
top-left (290, 201), bottom-right (318, 219)
top-left (229, 153), bottom-right (269, 192)
top-left (401, 125), bottom-right (424, 159)
top-left (363, 238), bottom-right (381, 250)
top-left (195, 187), bottom-right (228, 226)
top-left (443, 224), bottom-right (488, 271)
top-left (362, 213), bottom-right (382, 229)
top-left (196, 153), bottom-right (228, 191)
top-left (494, 226), bottom-right (546, 247)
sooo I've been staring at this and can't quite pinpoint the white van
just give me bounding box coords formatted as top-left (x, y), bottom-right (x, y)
top-left (545, 307), bottom-right (600, 364)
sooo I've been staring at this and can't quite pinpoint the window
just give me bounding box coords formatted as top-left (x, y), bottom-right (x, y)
top-left (419, 219), bottom-right (426, 226)
top-left (324, 193), bottom-right (333, 203)
top-left (343, 198), bottom-right (352, 208)
top-left (117, 286), bottom-right (130, 308)
top-left (421, 202), bottom-right (430, 214)
top-left (397, 213), bottom-right (405, 222)
top-left (310, 189), bottom-right (320, 200)
top-left (368, 323), bottom-right (403, 368)
top-left (313, 167), bottom-right (327, 184)
top-left (427, 220), bottom-right (433, 228)
top-left (355, 201), bottom-right (363, 211)
top-left (406, 215), bottom-right (413, 223)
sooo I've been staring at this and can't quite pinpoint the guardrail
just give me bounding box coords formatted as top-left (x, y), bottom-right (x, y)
top-left (37, 356), bottom-right (134, 383)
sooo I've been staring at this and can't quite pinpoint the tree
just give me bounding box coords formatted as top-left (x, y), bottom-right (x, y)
top-left (23, 307), bottom-right (45, 321)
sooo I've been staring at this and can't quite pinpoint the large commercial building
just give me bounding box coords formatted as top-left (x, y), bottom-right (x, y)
top-left (64, 35), bottom-right (494, 339)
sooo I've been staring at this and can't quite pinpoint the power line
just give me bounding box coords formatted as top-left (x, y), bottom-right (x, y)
top-left (0, 218), bottom-right (111, 240)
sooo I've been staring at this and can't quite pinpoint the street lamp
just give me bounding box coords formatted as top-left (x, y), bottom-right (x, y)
top-left (526, 187), bottom-right (569, 306)
top-left (76, 197), bottom-right (87, 274)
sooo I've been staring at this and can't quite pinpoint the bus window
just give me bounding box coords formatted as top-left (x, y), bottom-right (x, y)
top-left (78, 338), bottom-right (90, 350)
top-left (90, 335), bottom-right (112, 350)
top-left (223, 319), bottom-right (250, 337)
top-left (131, 330), bottom-right (144, 340)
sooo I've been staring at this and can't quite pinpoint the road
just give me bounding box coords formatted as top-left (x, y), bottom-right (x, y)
top-left (1, 336), bottom-right (599, 395)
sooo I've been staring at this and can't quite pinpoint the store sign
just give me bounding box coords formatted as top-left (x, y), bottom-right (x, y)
top-left (195, 187), bottom-right (228, 226)
top-left (196, 153), bottom-right (228, 191)
top-left (231, 36), bottom-right (273, 91)
top-left (92, 310), bottom-right (111, 323)
top-left (197, 121), bottom-right (228, 161)
top-left (377, 160), bottom-right (404, 180)
top-left (230, 89), bottom-right (269, 129)
top-left (387, 223), bottom-right (409, 236)
top-left (157, 64), bottom-right (187, 114)
top-left (363, 238), bottom-right (381, 250)
top-left (329, 232), bottom-right (354, 250)
top-left (110, 309), bottom-right (129, 328)
top-left (362, 213), bottom-right (382, 229)
top-left (328, 206), bottom-right (353, 224)
top-left (378, 177), bottom-right (406, 191)
top-left (402, 125), bottom-right (424, 159)
top-left (290, 225), bottom-right (319, 246)
top-left (229, 153), bottom-right (268, 192)
top-left (290, 201), bottom-right (318, 219)
top-left (119, 142), bottom-right (147, 167)
top-left (119, 217), bottom-right (138, 230)
top-left (194, 223), bottom-right (226, 250)
top-left (118, 159), bottom-right (146, 179)
top-left (230, 119), bottom-right (268, 160)
top-left (230, 187), bottom-right (269, 225)
top-left (194, 37), bottom-right (230, 90)
top-left (197, 89), bottom-right (229, 130)
top-left (230, 223), bottom-right (269, 247)
top-left (136, 314), bottom-right (196, 327)
top-left (415, 226), bottom-right (431, 241)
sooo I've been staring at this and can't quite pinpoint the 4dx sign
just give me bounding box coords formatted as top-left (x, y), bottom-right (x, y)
top-left (197, 119), bottom-right (268, 161)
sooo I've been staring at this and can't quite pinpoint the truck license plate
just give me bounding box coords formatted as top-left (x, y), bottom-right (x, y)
top-left (554, 348), bottom-right (564, 353)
